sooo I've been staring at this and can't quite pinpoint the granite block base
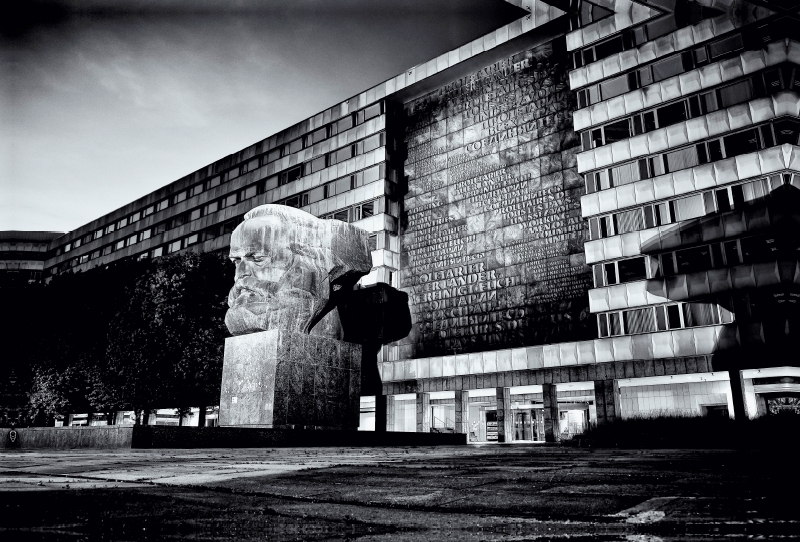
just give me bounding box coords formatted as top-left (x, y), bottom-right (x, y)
top-left (219, 329), bottom-right (362, 430)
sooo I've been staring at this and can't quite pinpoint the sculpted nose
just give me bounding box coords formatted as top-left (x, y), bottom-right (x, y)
top-left (235, 259), bottom-right (251, 278)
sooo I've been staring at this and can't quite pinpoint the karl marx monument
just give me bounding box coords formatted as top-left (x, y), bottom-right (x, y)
top-left (219, 205), bottom-right (374, 429)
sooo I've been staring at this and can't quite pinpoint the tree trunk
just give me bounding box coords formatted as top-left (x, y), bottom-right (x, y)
top-left (133, 409), bottom-right (141, 426)
top-left (142, 410), bottom-right (151, 426)
top-left (197, 405), bottom-right (206, 428)
top-left (87, 412), bottom-right (94, 426)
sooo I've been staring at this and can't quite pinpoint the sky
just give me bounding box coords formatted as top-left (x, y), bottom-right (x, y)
top-left (0, 0), bottom-right (523, 232)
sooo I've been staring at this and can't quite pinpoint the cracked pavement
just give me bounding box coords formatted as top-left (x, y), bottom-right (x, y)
top-left (1, 445), bottom-right (797, 540)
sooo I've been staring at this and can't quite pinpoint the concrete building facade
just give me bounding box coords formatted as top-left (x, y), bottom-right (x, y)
top-left (36, 0), bottom-right (800, 437)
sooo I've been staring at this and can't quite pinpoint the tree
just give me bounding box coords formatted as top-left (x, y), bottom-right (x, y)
top-left (103, 251), bottom-right (231, 424)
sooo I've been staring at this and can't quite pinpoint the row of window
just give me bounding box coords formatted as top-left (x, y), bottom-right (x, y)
top-left (57, 161), bottom-right (387, 257)
top-left (261, 101), bottom-right (383, 165)
top-left (58, 107), bottom-right (386, 255)
top-left (580, 67), bottom-right (799, 152)
top-left (55, 204), bottom-right (382, 274)
top-left (588, 175), bottom-right (785, 240)
top-left (584, 118), bottom-right (799, 194)
top-left (576, 32), bottom-right (745, 108)
top-left (573, 12), bottom-right (696, 70)
top-left (593, 232), bottom-right (794, 288)
top-left (597, 300), bottom-right (734, 338)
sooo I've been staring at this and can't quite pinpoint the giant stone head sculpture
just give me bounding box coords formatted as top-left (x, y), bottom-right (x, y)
top-left (225, 205), bottom-right (372, 339)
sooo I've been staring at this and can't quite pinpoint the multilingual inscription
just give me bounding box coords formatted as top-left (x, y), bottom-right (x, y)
top-left (397, 42), bottom-right (594, 357)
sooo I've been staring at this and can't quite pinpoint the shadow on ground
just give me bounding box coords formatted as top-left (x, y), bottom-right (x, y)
top-left (2, 446), bottom-right (798, 541)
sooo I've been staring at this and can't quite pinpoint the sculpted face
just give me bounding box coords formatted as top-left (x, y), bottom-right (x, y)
top-left (224, 205), bottom-right (372, 338)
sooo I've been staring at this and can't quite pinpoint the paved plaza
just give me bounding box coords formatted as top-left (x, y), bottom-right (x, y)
top-left (1, 444), bottom-right (797, 540)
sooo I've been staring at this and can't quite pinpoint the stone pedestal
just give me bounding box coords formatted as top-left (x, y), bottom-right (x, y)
top-left (219, 329), bottom-right (362, 430)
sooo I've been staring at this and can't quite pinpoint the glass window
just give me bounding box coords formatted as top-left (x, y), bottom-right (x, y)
top-left (130, 211), bottom-right (141, 223)
top-left (723, 128), bottom-right (760, 158)
top-left (102, 245), bottom-right (112, 256)
top-left (718, 80), bottom-right (753, 108)
top-left (675, 245), bottom-right (712, 274)
top-left (368, 234), bottom-right (378, 251)
top-left (666, 304), bottom-right (682, 329)
top-left (333, 209), bottom-right (349, 222)
top-left (336, 115), bottom-right (354, 133)
top-left (651, 54), bottom-right (685, 82)
top-left (152, 247), bottom-right (163, 258)
top-left (361, 200), bottom-right (375, 218)
top-left (643, 205), bottom-right (657, 229)
top-left (699, 91), bottom-right (718, 114)
top-left (90, 250), bottom-right (100, 260)
top-left (617, 257), bottom-right (647, 282)
top-left (362, 133), bottom-right (382, 153)
top-left (591, 129), bottom-right (603, 148)
top-left (173, 191), bottom-right (187, 204)
top-left (186, 234), bottom-right (198, 246)
top-left (310, 155), bottom-right (326, 173)
top-left (683, 302), bottom-right (719, 327)
top-left (603, 119), bottom-right (630, 144)
top-left (205, 201), bottom-right (219, 214)
top-left (93, 229), bottom-right (103, 240)
top-left (242, 185), bottom-right (257, 200)
top-left (708, 33), bottom-right (743, 60)
top-left (598, 314), bottom-right (609, 337)
top-left (143, 205), bottom-right (155, 217)
top-left (615, 209), bottom-right (644, 234)
top-left (115, 240), bottom-right (125, 251)
top-left (363, 102), bottom-right (382, 121)
top-left (168, 240), bottom-right (182, 253)
top-left (285, 166), bottom-right (302, 184)
top-left (707, 139), bottom-right (723, 161)
top-left (288, 139), bottom-right (303, 154)
top-left (599, 74), bottom-right (630, 100)
top-left (594, 36), bottom-right (624, 60)
top-left (140, 229), bottom-right (151, 241)
top-left (672, 193), bottom-right (705, 221)
top-left (334, 176), bottom-right (350, 194)
top-left (608, 312), bottom-right (622, 335)
top-left (207, 176), bottom-right (221, 189)
top-left (117, 217), bottom-right (128, 229)
top-left (190, 185), bottom-right (203, 197)
top-left (333, 146), bottom-right (353, 164)
top-left (604, 262), bottom-right (617, 284)
top-left (266, 149), bottom-right (281, 163)
top-left (593, 264), bottom-right (605, 287)
top-left (156, 199), bottom-right (169, 212)
top-left (126, 235), bottom-right (137, 246)
top-left (190, 209), bottom-right (201, 221)
top-left (773, 119), bottom-right (800, 145)
top-left (104, 224), bottom-right (115, 235)
top-left (655, 305), bottom-right (668, 330)
top-left (656, 101), bottom-right (687, 128)
top-left (740, 235), bottom-right (777, 263)
top-left (623, 308), bottom-right (655, 334)
top-left (664, 146), bottom-right (699, 173)
top-left (265, 174), bottom-right (279, 191)
top-left (363, 165), bottom-right (380, 184)
top-left (309, 127), bottom-right (327, 145)
top-left (223, 194), bottom-right (238, 208)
